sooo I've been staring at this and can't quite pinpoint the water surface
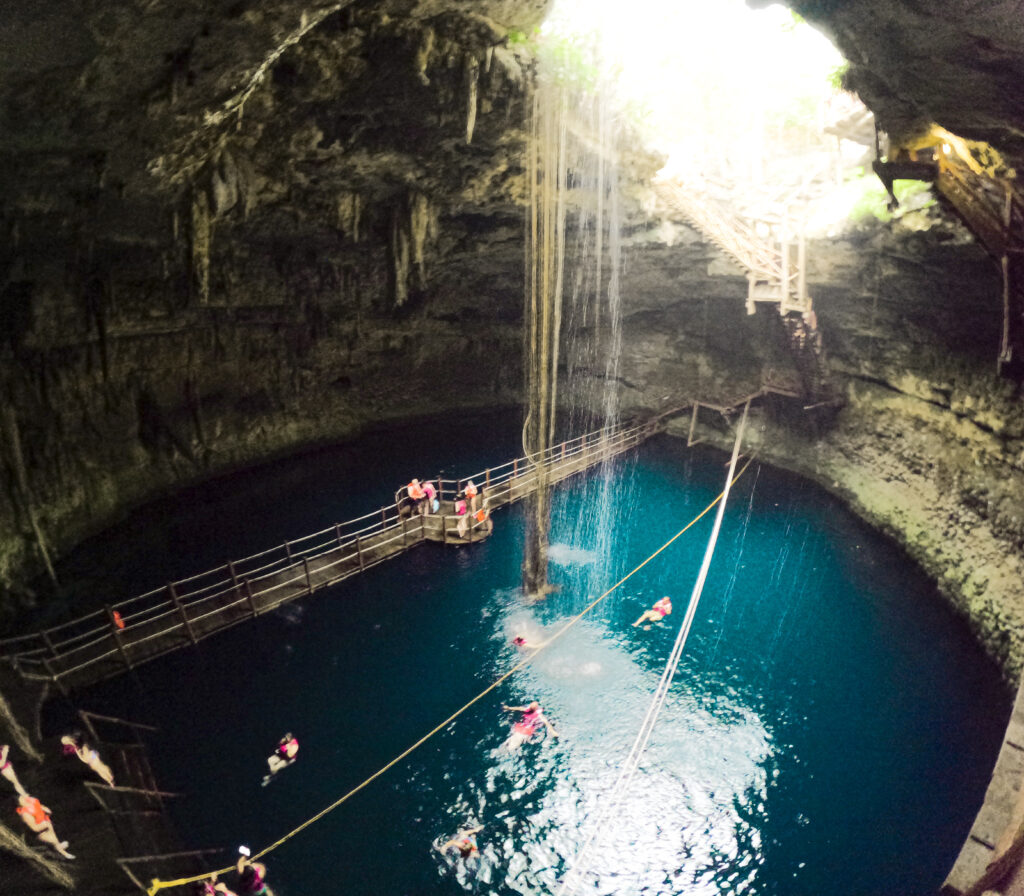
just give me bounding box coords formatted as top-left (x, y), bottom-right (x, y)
top-left (46, 423), bottom-right (1010, 896)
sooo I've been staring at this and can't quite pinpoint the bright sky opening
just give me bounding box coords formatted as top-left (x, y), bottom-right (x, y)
top-left (543, 0), bottom-right (846, 177)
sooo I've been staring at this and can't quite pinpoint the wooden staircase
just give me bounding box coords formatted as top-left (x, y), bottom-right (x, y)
top-left (656, 177), bottom-right (837, 404)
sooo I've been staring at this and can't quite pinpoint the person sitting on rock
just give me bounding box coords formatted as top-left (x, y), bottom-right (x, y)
top-left (16, 793), bottom-right (75, 859)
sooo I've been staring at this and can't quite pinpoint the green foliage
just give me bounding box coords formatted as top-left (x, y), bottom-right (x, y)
top-left (536, 29), bottom-right (603, 92)
top-left (847, 173), bottom-right (936, 224)
top-left (827, 62), bottom-right (849, 90)
top-left (781, 10), bottom-right (806, 32)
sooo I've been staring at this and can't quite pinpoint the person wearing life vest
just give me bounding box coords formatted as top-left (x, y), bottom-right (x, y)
top-left (263, 733), bottom-right (298, 784)
top-left (16, 793), bottom-right (75, 859)
top-left (500, 700), bottom-right (558, 752)
top-left (438, 824), bottom-right (483, 860)
top-left (236, 849), bottom-right (275, 896)
top-left (406, 478), bottom-right (428, 515)
top-left (422, 480), bottom-right (439, 513)
top-left (633, 596), bottom-right (673, 627)
top-left (192, 873), bottom-right (237, 896)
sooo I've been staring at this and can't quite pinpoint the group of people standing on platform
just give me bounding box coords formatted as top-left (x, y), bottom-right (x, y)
top-left (1, 731), bottom-right (117, 863)
top-left (402, 477), bottom-right (491, 539)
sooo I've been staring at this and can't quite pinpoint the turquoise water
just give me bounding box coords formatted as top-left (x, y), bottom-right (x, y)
top-left (46, 420), bottom-right (1010, 896)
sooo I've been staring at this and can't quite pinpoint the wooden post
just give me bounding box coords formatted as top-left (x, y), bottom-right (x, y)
top-left (228, 560), bottom-right (241, 606)
top-left (42, 656), bottom-right (69, 699)
top-left (284, 540), bottom-right (293, 561)
top-left (485, 468), bottom-right (491, 490)
top-left (40, 629), bottom-right (58, 658)
top-left (513, 458), bottom-right (518, 478)
top-left (243, 578), bottom-right (258, 617)
top-left (335, 524), bottom-right (344, 547)
top-left (302, 557), bottom-right (312, 592)
top-left (780, 237), bottom-right (790, 314)
top-left (355, 535), bottom-right (364, 570)
top-left (167, 584), bottom-right (197, 645)
top-left (106, 605), bottom-right (133, 670)
top-left (797, 231), bottom-right (807, 310)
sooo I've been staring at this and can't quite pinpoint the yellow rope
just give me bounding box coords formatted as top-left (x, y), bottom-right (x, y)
top-left (147, 456), bottom-right (755, 894)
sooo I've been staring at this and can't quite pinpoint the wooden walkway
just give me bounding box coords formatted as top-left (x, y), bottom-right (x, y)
top-left (0, 420), bottom-right (659, 693)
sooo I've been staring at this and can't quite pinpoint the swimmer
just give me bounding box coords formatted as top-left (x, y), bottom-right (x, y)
top-left (192, 873), bottom-right (237, 896)
top-left (16, 793), bottom-right (74, 859)
top-left (437, 824), bottom-right (483, 859)
top-left (236, 849), bottom-right (275, 896)
top-left (61, 733), bottom-right (115, 786)
top-left (262, 734), bottom-right (298, 786)
top-left (0, 744), bottom-right (27, 796)
top-left (633, 596), bottom-right (672, 627)
top-left (500, 701), bottom-right (558, 752)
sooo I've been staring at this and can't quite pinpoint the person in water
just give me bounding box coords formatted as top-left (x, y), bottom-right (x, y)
top-left (193, 873), bottom-right (237, 896)
top-left (437, 824), bottom-right (483, 859)
top-left (0, 744), bottom-right (27, 796)
top-left (262, 734), bottom-right (298, 784)
top-left (15, 793), bottom-right (75, 859)
top-left (633, 596), bottom-right (672, 627)
top-left (500, 701), bottom-right (558, 751)
top-left (61, 733), bottom-right (115, 786)
top-left (236, 850), bottom-right (274, 896)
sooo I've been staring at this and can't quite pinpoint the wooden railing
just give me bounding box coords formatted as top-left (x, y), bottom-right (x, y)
top-left (0, 419), bottom-right (659, 691)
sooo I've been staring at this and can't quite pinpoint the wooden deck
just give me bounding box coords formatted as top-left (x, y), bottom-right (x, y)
top-left (0, 420), bottom-right (659, 693)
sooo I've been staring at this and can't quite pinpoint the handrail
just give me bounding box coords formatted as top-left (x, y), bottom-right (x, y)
top-left (1, 419), bottom-right (655, 666)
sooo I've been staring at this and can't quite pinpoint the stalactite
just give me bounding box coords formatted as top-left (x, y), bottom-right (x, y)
top-left (415, 26), bottom-right (435, 86)
top-left (0, 684), bottom-right (41, 762)
top-left (1, 407), bottom-right (57, 588)
top-left (337, 192), bottom-right (362, 242)
top-left (409, 192), bottom-right (436, 288)
top-left (190, 186), bottom-right (211, 305)
top-left (465, 55), bottom-right (479, 145)
top-left (390, 209), bottom-right (411, 307)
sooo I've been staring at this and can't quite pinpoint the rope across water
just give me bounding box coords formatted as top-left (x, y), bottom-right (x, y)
top-left (147, 453), bottom-right (756, 895)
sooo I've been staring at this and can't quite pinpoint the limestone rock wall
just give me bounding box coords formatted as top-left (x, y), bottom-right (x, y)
top-left (617, 215), bottom-right (1024, 680)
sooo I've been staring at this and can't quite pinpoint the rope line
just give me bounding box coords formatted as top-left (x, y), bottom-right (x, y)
top-left (147, 452), bottom-right (756, 895)
top-left (555, 401), bottom-right (750, 895)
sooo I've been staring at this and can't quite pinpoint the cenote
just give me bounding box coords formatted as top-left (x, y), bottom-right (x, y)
top-left (39, 412), bottom-right (1010, 896)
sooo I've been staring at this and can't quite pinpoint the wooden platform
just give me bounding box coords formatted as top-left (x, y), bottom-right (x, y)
top-left (1, 420), bottom-right (658, 693)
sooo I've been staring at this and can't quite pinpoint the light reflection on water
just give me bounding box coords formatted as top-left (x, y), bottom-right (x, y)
top-left (438, 596), bottom-right (775, 895)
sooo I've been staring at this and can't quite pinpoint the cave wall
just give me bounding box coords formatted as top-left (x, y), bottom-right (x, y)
top-left (615, 211), bottom-right (1024, 680)
top-left (0, 1), bottom-right (555, 615)
top-left (0, 0), bottom-right (1023, 687)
